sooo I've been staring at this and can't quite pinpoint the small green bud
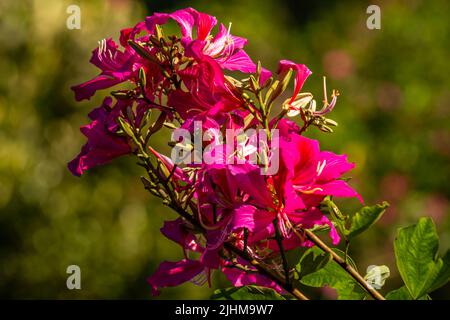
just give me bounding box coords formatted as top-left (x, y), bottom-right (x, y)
top-left (111, 90), bottom-right (131, 100)
top-left (318, 124), bottom-right (334, 133)
top-left (257, 61), bottom-right (262, 75)
top-left (323, 118), bottom-right (338, 127)
top-left (128, 40), bottom-right (159, 64)
top-left (139, 67), bottom-right (147, 91)
top-left (118, 117), bottom-right (134, 138)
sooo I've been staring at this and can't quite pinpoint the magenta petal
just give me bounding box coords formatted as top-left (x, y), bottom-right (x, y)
top-left (167, 90), bottom-right (203, 119)
top-left (89, 38), bottom-right (120, 70)
top-left (67, 131), bottom-right (130, 176)
top-left (289, 208), bottom-right (341, 245)
top-left (200, 229), bottom-right (226, 269)
top-left (230, 205), bottom-right (259, 232)
top-left (203, 23), bottom-right (235, 60)
top-left (160, 219), bottom-right (201, 252)
top-left (282, 180), bottom-right (307, 212)
top-left (200, 246), bottom-right (222, 269)
top-left (278, 59), bottom-right (312, 104)
top-left (227, 164), bottom-right (274, 208)
top-left (67, 105), bottom-right (131, 176)
top-left (196, 11), bottom-right (217, 40)
top-left (147, 259), bottom-right (204, 296)
top-left (68, 143), bottom-right (90, 177)
top-left (281, 133), bottom-right (320, 181)
top-left (230, 206), bottom-right (276, 243)
top-left (317, 180), bottom-right (362, 202)
top-left (146, 8), bottom-right (198, 39)
top-left (260, 68), bottom-right (272, 85)
top-left (119, 21), bottom-right (148, 47)
top-left (249, 213), bottom-right (276, 244)
top-left (72, 38), bottom-right (135, 101)
top-left (222, 263), bottom-right (283, 293)
top-left (217, 49), bottom-right (256, 73)
top-left (297, 180), bottom-right (363, 204)
top-left (318, 151), bottom-right (355, 181)
top-left (71, 75), bottom-right (124, 101)
top-left (230, 35), bottom-right (248, 49)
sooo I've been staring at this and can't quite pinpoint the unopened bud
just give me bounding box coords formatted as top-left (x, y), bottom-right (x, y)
top-left (319, 124), bottom-right (333, 133)
top-left (111, 91), bottom-right (131, 100)
top-left (323, 118), bottom-right (338, 127)
top-left (139, 67), bottom-right (147, 91)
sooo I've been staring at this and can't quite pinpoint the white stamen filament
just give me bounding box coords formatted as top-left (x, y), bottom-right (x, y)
top-left (299, 187), bottom-right (324, 194)
top-left (316, 159), bottom-right (327, 176)
top-left (227, 22), bottom-right (232, 36)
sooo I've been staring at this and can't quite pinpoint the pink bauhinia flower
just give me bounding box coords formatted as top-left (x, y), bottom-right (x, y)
top-left (145, 7), bottom-right (269, 77)
top-left (68, 97), bottom-right (132, 176)
top-left (277, 120), bottom-right (363, 207)
top-left (68, 7), bottom-right (371, 298)
top-left (71, 38), bottom-right (136, 101)
top-left (71, 22), bottom-right (163, 101)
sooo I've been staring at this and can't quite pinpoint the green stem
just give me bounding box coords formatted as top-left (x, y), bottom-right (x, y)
top-left (301, 228), bottom-right (385, 300)
top-left (273, 217), bottom-right (291, 287)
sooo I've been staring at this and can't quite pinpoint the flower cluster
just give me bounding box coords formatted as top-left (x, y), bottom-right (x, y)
top-left (69, 8), bottom-right (361, 296)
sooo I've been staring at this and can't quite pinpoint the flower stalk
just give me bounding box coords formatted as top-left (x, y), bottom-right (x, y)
top-left (298, 228), bottom-right (385, 300)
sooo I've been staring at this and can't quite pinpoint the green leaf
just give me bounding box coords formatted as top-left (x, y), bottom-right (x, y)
top-left (295, 247), bottom-right (332, 279)
top-left (386, 286), bottom-right (430, 300)
top-left (211, 286), bottom-right (286, 300)
top-left (348, 202), bottom-right (389, 239)
top-left (300, 247), bottom-right (365, 300)
top-left (394, 217), bottom-right (450, 299)
top-left (429, 250), bottom-right (450, 292)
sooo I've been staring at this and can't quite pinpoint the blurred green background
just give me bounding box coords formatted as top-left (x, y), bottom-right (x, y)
top-left (0, 0), bottom-right (449, 299)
